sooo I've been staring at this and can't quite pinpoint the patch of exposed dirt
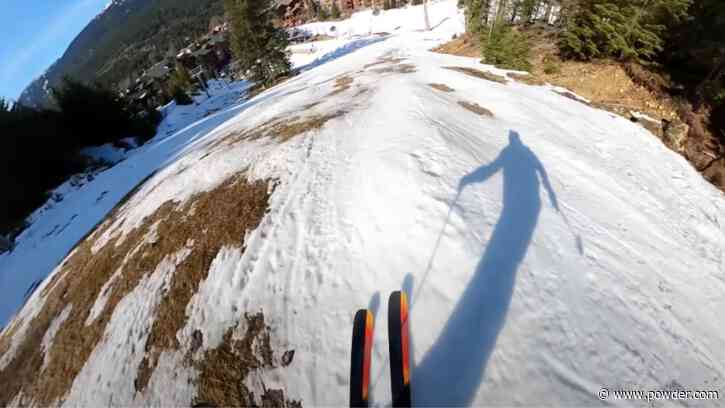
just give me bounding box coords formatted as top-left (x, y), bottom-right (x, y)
top-left (273, 113), bottom-right (346, 143)
top-left (301, 101), bottom-right (322, 111)
top-left (364, 56), bottom-right (406, 69)
top-left (314, 71), bottom-right (353, 87)
top-left (443, 67), bottom-right (507, 84)
top-left (431, 34), bottom-right (480, 58)
top-left (212, 111), bottom-right (347, 150)
top-left (353, 87), bottom-right (370, 98)
top-left (194, 312), bottom-right (301, 408)
top-left (0, 174), bottom-right (272, 406)
top-left (544, 61), bottom-right (678, 119)
top-left (516, 25), bottom-right (680, 123)
top-left (507, 73), bottom-right (546, 86)
top-left (373, 63), bottom-right (417, 75)
top-left (458, 101), bottom-right (494, 117)
top-left (328, 76), bottom-right (354, 96)
top-left (362, 54), bottom-right (417, 75)
top-left (0, 317), bottom-right (23, 357)
top-left (428, 83), bottom-right (455, 93)
top-left (134, 175), bottom-right (272, 392)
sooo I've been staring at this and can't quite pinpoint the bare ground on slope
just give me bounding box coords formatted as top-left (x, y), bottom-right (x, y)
top-left (0, 170), bottom-right (299, 406)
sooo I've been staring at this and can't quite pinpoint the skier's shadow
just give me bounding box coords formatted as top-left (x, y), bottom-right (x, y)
top-left (413, 130), bottom-right (560, 406)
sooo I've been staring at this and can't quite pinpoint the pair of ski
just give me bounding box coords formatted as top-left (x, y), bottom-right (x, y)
top-left (350, 291), bottom-right (411, 407)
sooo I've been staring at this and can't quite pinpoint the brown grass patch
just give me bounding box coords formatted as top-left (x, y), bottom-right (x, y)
top-left (273, 113), bottom-right (346, 143)
top-left (507, 72), bottom-right (546, 86)
top-left (528, 37), bottom-right (679, 122)
top-left (428, 83), bottom-right (455, 93)
top-left (364, 57), bottom-right (406, 69)
top-left (301, 101), bottom-right (322, 111)
top-left (212, 111), bottom-right (346, 150)
top-left (443, 67), bottom-right (507, 84)
top-left (353, 87), bottom-right (370, 98)
top-left (134, 175), bottom-right (271, 392)
top-left (373, 63), bottom-right (417, 75)
top-left (543, 62), bottom-right (679, 120)
top-left (0, 174), bottom-right (272, 406)
top-left (194, 312), bottom-right (301, 407)
top-left (458, 101), bottom-right (494, 117)
top-left (0, 317), bottom-right (23, 357)
top-left (431, 34), bottom-right (481, 58)
top-left (328, 76), bottom-right (354, 96)
top-left (314, 71), bottom-right (353, 87)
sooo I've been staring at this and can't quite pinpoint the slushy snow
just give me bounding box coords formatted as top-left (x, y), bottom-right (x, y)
top-left (1, 1), bottom-right (724, 406)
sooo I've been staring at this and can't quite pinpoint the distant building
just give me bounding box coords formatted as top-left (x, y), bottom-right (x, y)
top-left (177, 33), bottom-right (231, 76)
top-left (277, 0), bottom-right (314, 27)
top-left (319, 0), bottom-right (385, 12)
top-left (277, 0), bottom-right (389, 27)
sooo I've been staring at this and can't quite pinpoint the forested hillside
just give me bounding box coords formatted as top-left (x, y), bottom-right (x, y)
top-left (19, 0), bottom-right (224, 108)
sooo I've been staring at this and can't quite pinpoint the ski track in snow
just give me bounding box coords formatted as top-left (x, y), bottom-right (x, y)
top-left (2, 1), bottom-right (725, 406)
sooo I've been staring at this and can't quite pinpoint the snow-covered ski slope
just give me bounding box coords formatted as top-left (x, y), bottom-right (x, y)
top-left (2, 1), bottom-right (725, 406)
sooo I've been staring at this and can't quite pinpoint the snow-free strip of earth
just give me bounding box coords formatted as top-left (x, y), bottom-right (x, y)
top-left (1, 1), bottom-right (724, 406)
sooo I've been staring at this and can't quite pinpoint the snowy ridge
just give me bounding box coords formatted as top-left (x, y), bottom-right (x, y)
top-left (1, 1), bottom-right (725, 406)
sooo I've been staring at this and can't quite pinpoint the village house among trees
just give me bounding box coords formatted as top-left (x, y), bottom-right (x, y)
top-left (120, 0), bottom-right (423, 108)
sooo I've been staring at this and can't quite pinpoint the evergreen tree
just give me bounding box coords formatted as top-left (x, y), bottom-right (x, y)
top-left (303, 0), bottom-right (318, 19)
top-left (171, 62), bottom-right (194, 89)
top-left (465, 0), bottom-right (491, 33)
top-left (54, 78), bottom-right (135, 148)
top-left (519, 0), bottom-right (539, 23)
top-left (167, 64), bottom-right (194, 105)
top-left (559, 0), bottom-right (691, 62)
top-left (0, 98), bottom-right (11, 121)
top-left (331, 2), bottom-right (342, 18)
top-left (318, 4), bottom-right (330, 20)
top-left (225, 0), bottom-right (291, 86)
top-left (661, 0), bottom-right (725, 124)
top-left (482, 23), bottom-right (532, 70)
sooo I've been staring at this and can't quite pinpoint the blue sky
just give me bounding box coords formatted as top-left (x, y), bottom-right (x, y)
top-left (0, 0), bottom-right (110, 101)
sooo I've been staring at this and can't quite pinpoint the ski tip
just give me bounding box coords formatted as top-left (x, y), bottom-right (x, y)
top-left (351, 309), bottom-right (374, 407)
top-left (388, 290), bottom-right (411, 407)
top-left (388, 290), bottom-right (409, 313)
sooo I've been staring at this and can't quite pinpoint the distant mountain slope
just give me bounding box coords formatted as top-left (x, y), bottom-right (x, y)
top-left (19, 0), bottom-right (224, 108)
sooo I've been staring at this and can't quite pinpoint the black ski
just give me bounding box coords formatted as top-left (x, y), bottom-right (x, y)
top-left (388, 291), bottom-right (411, 407)
top-left (350, 309), bottom-right (374, 407)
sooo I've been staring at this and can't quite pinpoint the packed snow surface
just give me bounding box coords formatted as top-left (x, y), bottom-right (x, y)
top-left (1, 1), bottom-right (724, 406)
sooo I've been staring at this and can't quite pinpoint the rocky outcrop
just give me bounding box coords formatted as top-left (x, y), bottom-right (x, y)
top-left (629, 111), bottom-right (689, 153)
